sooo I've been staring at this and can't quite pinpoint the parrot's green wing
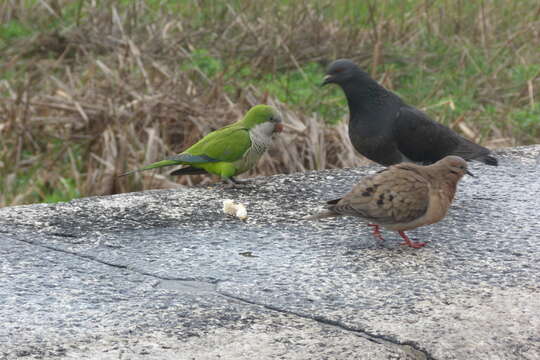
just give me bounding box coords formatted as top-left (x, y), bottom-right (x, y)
top-left (119, 126), bottom-right (252, 177)
top-left (169, 126), bottom-right (252, 163)
top-left (165, 154), bottom-right (220, 163)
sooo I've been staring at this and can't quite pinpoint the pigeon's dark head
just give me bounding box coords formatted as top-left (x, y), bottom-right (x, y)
top-left (322, 59), bottom-right (367, 86)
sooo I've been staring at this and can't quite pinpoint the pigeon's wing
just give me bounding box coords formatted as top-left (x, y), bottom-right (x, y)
top-left (328, 166), bottom-right (429, 225)
top-left (168, 126), bottom-right (252, 163)
top-left (393, 106), bottom-right (495, 164)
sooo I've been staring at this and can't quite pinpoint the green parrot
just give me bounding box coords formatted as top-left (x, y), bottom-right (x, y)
top-left (120, 105), bottom-right (284, 186)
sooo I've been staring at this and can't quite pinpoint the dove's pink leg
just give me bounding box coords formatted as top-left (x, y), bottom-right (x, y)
top-left (398, 231), bottom-right (426, 248)
top-left (368, 224), bottom-right (385, 241)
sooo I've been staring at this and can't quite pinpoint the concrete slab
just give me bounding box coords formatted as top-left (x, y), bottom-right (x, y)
top-left (1, 146), bottom-right (539, 359)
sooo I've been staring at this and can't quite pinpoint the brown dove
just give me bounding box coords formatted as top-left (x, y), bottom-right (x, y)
top-left (308, 156), bottom-right (472, 248)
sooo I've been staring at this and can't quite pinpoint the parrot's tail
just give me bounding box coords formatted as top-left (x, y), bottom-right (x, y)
top-left (169, 166), bottom-right (208, 176)
top-left (118, 159), bottom-right (181, 177)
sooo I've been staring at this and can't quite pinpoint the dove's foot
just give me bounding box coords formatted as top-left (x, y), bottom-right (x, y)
top-left (401, 240), bottom-right (426, 249)
top-left (398, 231), bottom-right (426, 248)
top-left (368, 223), bottom-right (385, 241)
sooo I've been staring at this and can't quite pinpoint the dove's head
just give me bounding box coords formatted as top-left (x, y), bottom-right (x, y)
top-left (438, 156), bottom-right (474, 180)
top-left (322, 59), bottom-right (369, 86)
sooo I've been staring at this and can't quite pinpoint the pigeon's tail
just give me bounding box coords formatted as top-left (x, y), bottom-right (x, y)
top-left (479, 154), bottom-right (498, 166)
top-left (170, 166), bottom-right (208, 176)
top-left (303, 210), bottom-right (338, 220)
top-left (470, 153), bottom-right (498, 166)
top-left (453, 145), bottom-right (498, 166)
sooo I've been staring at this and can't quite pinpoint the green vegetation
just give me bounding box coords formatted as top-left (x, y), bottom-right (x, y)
top-left (1, 20), bottom-right (33, 44)
top-left (1, 0), bottom-right (539, 207)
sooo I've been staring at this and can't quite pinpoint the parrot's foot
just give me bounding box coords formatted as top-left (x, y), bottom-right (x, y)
top-left (398, 231), bottom-right (426, 249)
top-left (230, 177), bottom-right (251, 184)
top-left (368, 223), bottom-right (385, 241)
top-left (222, 177), bottom-right (249, 188)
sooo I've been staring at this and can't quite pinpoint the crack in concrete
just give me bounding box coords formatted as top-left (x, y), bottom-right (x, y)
top-left (11, 237), bottom-right (217, 283)
top-left (216, 290), bottom-right (434, 360)
top-left (11, 235), bottom-right (434, 360)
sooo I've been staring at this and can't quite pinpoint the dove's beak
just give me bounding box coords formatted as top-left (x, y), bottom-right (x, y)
top-left (274, 123), bottom-right (284, 133)
top-left (466, 170), bottom-right (475, 177)
top-left (321, 74), bottom-right (333, 86)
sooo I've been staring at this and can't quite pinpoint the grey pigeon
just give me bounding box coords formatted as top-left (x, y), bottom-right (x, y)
top-left (322, 59), bottom-right (497, 166)
top-left (307, 156), bottom-right (472, 248)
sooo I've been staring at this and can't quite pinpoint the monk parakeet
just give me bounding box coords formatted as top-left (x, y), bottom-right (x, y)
top-left (120, 105), bottom-right (283, 186)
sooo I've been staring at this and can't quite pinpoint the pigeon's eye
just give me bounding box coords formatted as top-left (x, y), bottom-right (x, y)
top-left (333, 67), bottom-right (345, 74)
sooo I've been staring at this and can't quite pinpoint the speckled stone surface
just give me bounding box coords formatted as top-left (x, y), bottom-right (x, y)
top-left (1, 146), bottom-right (539, 360)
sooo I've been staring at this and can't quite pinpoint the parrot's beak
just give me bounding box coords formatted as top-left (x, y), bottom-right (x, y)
top-left (321, 74), bottom-right (333, 86)
top-left (466, 169), bottom-right (475, 177)
top-left (274, 123), bottom-right (284, 133)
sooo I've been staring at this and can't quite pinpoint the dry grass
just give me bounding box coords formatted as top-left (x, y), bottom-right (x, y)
top-left (1, 0), bottom-right (539, 206)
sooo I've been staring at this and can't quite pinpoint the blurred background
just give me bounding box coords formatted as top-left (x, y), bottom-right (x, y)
top-left (1, 0), bottom-right (539, 207)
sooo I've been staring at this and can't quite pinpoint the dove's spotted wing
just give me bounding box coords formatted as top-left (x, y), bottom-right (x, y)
top-left (328, 166), bottom-right (429, 226)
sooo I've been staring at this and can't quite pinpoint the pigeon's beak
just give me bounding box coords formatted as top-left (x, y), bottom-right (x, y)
top-left (274, 123), bottom-right (284, 133)
top-left (466, 169), bottom-right (475, 177)
top-left (321, 74), bottom-right (333, 86)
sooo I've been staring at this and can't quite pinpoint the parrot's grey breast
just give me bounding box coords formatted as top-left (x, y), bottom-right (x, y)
top-left (235, 122), bottom-right (275, 173)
